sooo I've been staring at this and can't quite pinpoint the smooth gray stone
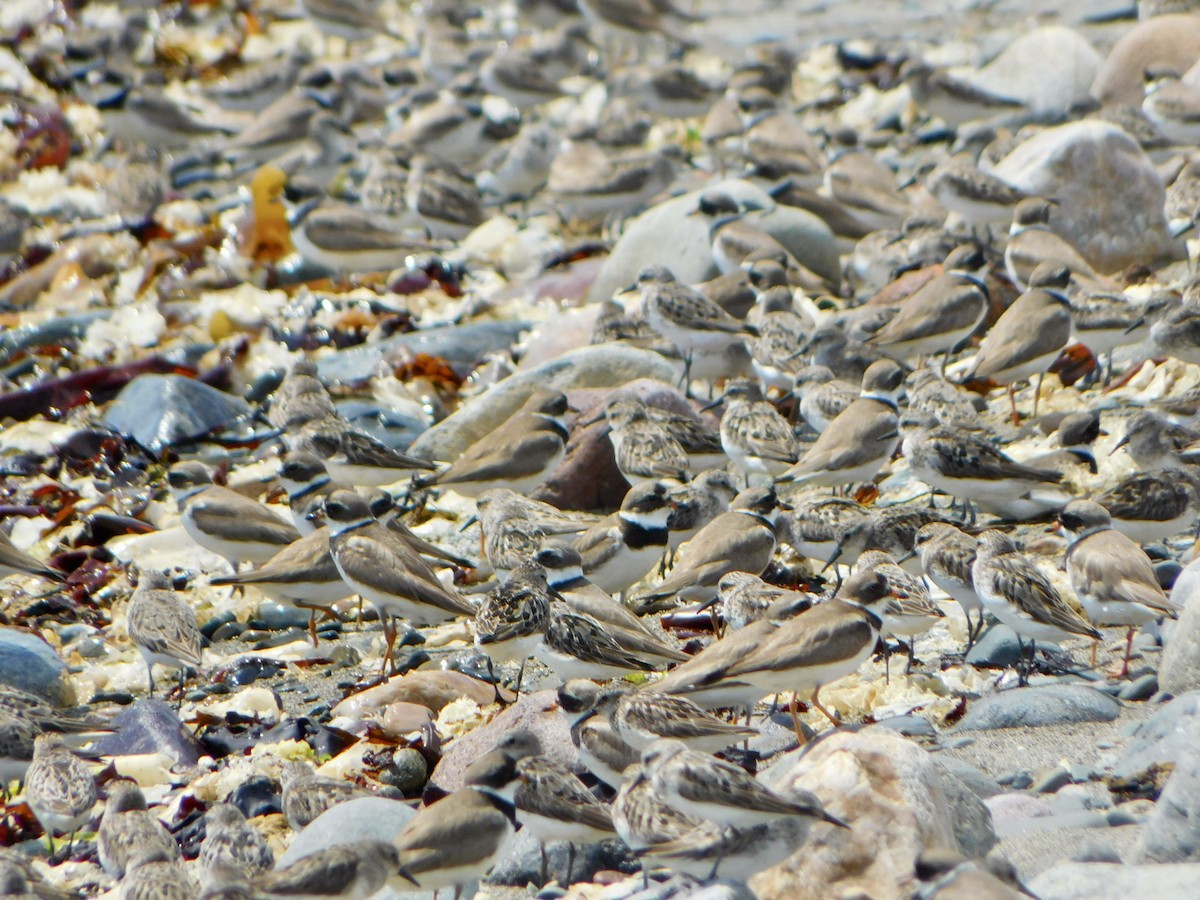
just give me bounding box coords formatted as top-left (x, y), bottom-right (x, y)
top-left (954, 685), bottom-right (1120, 732)
top-left (1030, 862), bottom-right (1200, 900)
top-left (937, 767), bottom-right (997, 858)
top-left (90, 699), bottom-right (204, 765)
top-left (0, 627), bottom-right (71, 705)
top-left (1073, 840), bottom-right (1123, 863)
top-left (1112, 691), bottom-right (1200, 779)
top-left (316, 320), bottom-right (530, 384)
top-left (1135, 713), bottom-right (1200, 861)
top-left (255, 600), bottom-right (312, 631)
top-left (933, 758), bottom-right (1002, 799)
top-left (280, 797), bottom-right (417, 866)
top-left (1159, 559), bottom-right (1200, 696)
top-left (487, 830), bottom-right (635, 887)
top-left (965, 624), bottom-right (1061, 669)
top-left (103, 373), bottom-right (250, 451)
top-left (1118, 673), bottom-right (1158, 702)
top-left (408, 344), bottom-right (681, 463)
top-left (380, 748), bottom-right (428, 796)
top-left (1032, 766), bottom-right (1073, 794)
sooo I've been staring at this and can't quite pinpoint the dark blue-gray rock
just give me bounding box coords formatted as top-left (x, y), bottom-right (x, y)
top-left (255, 600), bottom-right (313, 631)
top-left (280, 797), bottom-right (418, 866)
top-left (431, 691), bottom-right (572, 793)
top-left (1030, 862), bottom-right (1200, 900)
top-left (379, 747), bottom-right (428, 796)
top-left (90, 699), bottom-right (204, 765)
top-left (1135, 712), bottom-right (1200, 862)
top-left (965, 625), bottom-right (1062, 669)
top-left (1112, 691), bottom-right (1200, 778)
top-left (488, 830), bottom-right (635, 887)
top-left (103, 374), bottom-right (251, 451)
top-left (933, 758), bottom-right (1002, 799)
top-left (588, 178), bottom-right (838, 303)
top-left (1118, 673), bottom-right (1158, 702)
top-left (954, 685), bottom-right (1120, 732)
top-left (1032, 766), bottom-right (1073, 794)
top-left (992, 120), bottom-right (1177, 273)
top-left (316, 320), bottom-right (530, 384)
top-left (0, 627), bottom-right (71, 706)
top-left (1159, 559), bottom-right (1200, 697)
top-left (408, 345), bottom-right (680, 463)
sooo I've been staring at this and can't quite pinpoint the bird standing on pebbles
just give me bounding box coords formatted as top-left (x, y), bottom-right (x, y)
top-left (1059, 500), bottom-right (1179, 676)
top-left (126, 570), bottom-right (203, 699)
top-left (24, 734), bottom-right (97, 857)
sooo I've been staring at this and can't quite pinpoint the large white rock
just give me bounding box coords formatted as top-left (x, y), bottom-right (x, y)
top-left (1091, 14), bottom-right (1200, 105)
top-left (1158, 558), bottom-right (1200, 696)
top-left (976, 27), bottom-right (1102, 117)
top-left (993, 120), bottom-right (1175, 272)
top-left (752, 726), bottom-right (995, 900)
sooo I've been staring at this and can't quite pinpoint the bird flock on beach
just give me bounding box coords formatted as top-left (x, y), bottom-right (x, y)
top-left (2, 0), bottom-right (1200, 898)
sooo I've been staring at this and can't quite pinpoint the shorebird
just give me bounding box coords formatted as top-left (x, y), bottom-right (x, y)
top-left (638, 264), bottom-right (758, 389)
top-left (962, 263), bottom-right (1072, 424)
top-left (474, 561), bottom-right (553, 694)
top-left (392, 749), bottom-right (520, 896)
top-left (0, 530), bottom-right (61, 583)
top-left (167, 461), bottom-right (300, 568)
top-left (324, 490), bottom-right (475, 675)
top-left (1059, 500), bottom-right (1179, 676)
top-left (199, 802), bottom-right (274, 888)
top-left (900, 58), bottom-right (1025, 130)
top-left (253, 841), bottom-right (401, 898)
top-left (1142, 68), bottom-right (1200, 146)
top-left (710, 378), bottom-right (799, 483)
top-left (972, 530), bottom-right (1100, 683)
top-left (633, 485), bottom-right (780, 612)
top-left (601, 393), bottom-right (692, 485)
top-left (97, 780), bottom-right (178, 879)
top-left (210, 528), bottom-right (350, 647)
top-left (279, 759), bottom-right (371, 832)
top-left (866, 245), bottom-right (990, 368)
top-left (912, 522), bottom-right (985, 650)
top-left (126, 570), bottom-right (204, 698)
top-left (1095, 468), bottom-right (1200, 544)
top-left (1004, 198), bottom-right (1101, 290)
top-left (901, 414), bottom-right (1066, 521)
top-left (589, 684), bottom-right (757, 753)
top-left (535, 540), bottom-right (687, 667)
top-left (926, 157), bottom-right (1031, 228)
top-left (642, 738), bottom-right (846, 830)
top-left (557, 680), bottom-right (641, 788)
top-left (573, 480), bottom-right (676, 595)
top-left (791, 365), bottom-right (859, 434)
top-left (717, 568), bottom-right (901, 730)
top-left (415, 390), bottom-right (571, 499)
top-left (24, 734), bottom-right (97, 857)
top-left (778, 359), bottom-right (904, 489)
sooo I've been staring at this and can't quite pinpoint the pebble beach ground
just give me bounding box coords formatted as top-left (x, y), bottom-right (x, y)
top-left (3, 0), bottom-right (1200, 899)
